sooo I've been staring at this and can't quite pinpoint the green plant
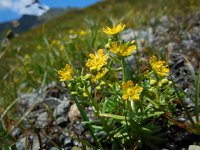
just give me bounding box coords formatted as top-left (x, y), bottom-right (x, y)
top-left (57, 23), bottom-right (177, 149)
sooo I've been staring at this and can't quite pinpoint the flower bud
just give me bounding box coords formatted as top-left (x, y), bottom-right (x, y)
top-left (161, 78), bottom-right (169, 86)
top-left (108, 84), bottom-right (113, 89)
top-left (158, 82), bottom-right (163, 87)
top-left (78, 87), bottom-right (83, 91)
top-left (85, 74), bottom-right (91, 79)
top-left (148, 87), bottom-right (155, 93)
top-left (126, 41), bottom-right (131, 46)
top-left (168, 81), bottom-right (172, 86)
top-left (96, 85), bottom-right (101, 90)
top-left (130, 40), bottom-right (136, 45)
top-left (83, 92), bottom-right (88, 97)
top-left (105, 43), bottom-right (110, 49)
top-left (150, 79), bottom-right (157, 86)
top-left (108, 38), bottom-right (112, 43)
top-left (68, 83), bottom-right (72, 88)
top-left (71, 91), bottom-right (78, 95)
top-left (100, 81), bottom-right (106, 86)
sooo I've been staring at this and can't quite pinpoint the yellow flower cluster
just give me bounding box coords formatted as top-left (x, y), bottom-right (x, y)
top-left (121, 80), bottom-right (143, 101)
top-left (103, 23), bottom-right (125, 35)
top-left (50, 39), bottom-right (65, 51)
top-left (150, 55), bottom-right (169, 76)
top-left (110, 42), bottom-right (136, 57)
top-left (103, 23), bottom-right (136, 57)
top-left (85, 49), bottom-right (109, 82)
top-left (51, 40), bottom-right (60, 46)
top-left (86, 49), bottom-right (109, 71)
top-left (92, 68), bottom-right (108, 82)
top-left (69, 29), bottom-right (87, 37)
top-left (57, 64), bottom-right (73, 81)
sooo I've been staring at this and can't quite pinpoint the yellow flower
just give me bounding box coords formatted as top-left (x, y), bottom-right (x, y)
top-left (60, 45), bottom-right (65, 51)
top-left (69, 29), bottom-right (74, 34)
top-left (51, 40), bottom-right (60, 47)
top-left (79, 30), bottom-right (86, 36)
top-left (103, 23), bottom-right (125, 35)
top-left (150, 55), bottom-right (169, 76)
top-left (86, 49), bottom-right (109, 71)
top-left (37, 45), bottom-right (41, 50)
top-left (109, 42), bottom-right (136, 57)
top-left (121, 80), bottom-right (143, 101)
top-left (92, 68), bottom-right (108, 82)
top-left (24, 54), bottom-right (30, 60)
top-left (57, 64), bottom-right (73, 81)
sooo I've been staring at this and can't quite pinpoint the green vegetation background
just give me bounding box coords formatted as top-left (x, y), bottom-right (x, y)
top-left (0, 0), bottom-right (199, 109)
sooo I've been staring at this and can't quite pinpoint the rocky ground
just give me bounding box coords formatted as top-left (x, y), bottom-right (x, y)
top-left (4, 8), bottom-right (200, 150)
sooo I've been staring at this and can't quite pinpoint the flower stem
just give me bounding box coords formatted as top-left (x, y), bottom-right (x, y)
top-left (124, 101), bottom-right (132, 146)
top-left (121, 58), bottom-right (126, 82)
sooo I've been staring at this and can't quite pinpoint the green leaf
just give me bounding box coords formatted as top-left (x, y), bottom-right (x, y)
top-left (114, 127), bottom-right (128, 138)
top-left (102, 98), bottom-right (116, 113)
top-left (82, 121), bottom-right (103, 130)
top-left (144, 111), bottom-right (164, 119)
top-left (147, 99), bottom-right (160, 108)
top-left (91, 125), bottom-right (104, 130)
top-left (99, 113), bottom-right (126, 120)
top-left (141, 127), bottom-right (151, 133)
top-left (2, 144), bottom-right (11, 150)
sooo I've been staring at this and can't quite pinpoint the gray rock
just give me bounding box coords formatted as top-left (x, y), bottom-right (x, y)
top-left (36, 111), bottom-right (49, 127)
top-left (125, 54), bottom-right (135, 62)
top-left (167, 42), bottom-right (179, 53)
top-left (71, 146), bottom-right (82, 150)
top-left (53, 99), bottom-right (70, 118)
top-left (188, 145), bottom-right (200, 150)
top-left (121, 29), bottom-right (136, 42)
top-left (160, 16), bottom-right (170, 27)
top-left (31, 137), bottom-right (40, 150)
top-left (28, 109), bottom-right (46, 118)
top-left (121, 28), bottom-right (154, 50)
top-left (64, 136), bottom-right (72, 146)
top-left (43, 97), bottom-right (61, 109)
top-left (177, 116), bottom-right (187, 122)
top-left (11, 127), bottom-right (21, 138)
top-left (73, 140), bottom-right (82, 147)
top-left (16, 137), bottom-right (26, 150)
top-left (50, 147), bottom-right (59, 150)
top-left (181, 40), bottom-right (195, 50)
top-left (16, 92), bottom-right (45, 114)
top-left (16, 136), bottom-right (40, 150)
top-left (68, 104), bottom-right (81, 122)
top-left (183, 97), bottom-right (195, 107)
top-left (75, 123), bottom-right (86, 135)
top-left (55, 116), bottom-right (68, 127)
top-left (155, 25), bottom-right (169, 34)
top-left (150, 17), bottom-right (156, 25)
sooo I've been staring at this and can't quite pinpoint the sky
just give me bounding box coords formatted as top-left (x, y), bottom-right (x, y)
top-left (0, 0), bottom-right (100, 23)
